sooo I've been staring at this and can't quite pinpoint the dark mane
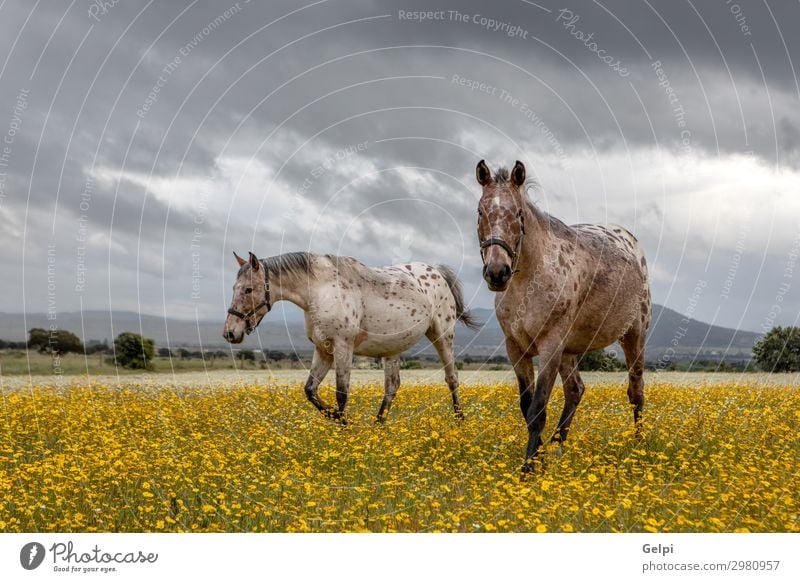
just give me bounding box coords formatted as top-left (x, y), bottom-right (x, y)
top-left (263, 252), bottom-right (312, 277)
top-left (493, 167), bottom-right (511, 183)
top-left (238, 252), bottom-right (312, 278)
top-left (494, 166), bottom-right (540, 192)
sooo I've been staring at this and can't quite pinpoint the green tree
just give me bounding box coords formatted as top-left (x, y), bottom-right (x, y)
top-left (53, 330), bottom-right (84, 354)
top-left (114, 332), bottom-right (155, 369)
top-left (753, 327), bottom-right (800, 373)
top-left (28, 328), bottom-right (84, 354)
top-left (27, 328), bottom-right (49, 351)
top-left (577, 349), bottom-right (626, 372)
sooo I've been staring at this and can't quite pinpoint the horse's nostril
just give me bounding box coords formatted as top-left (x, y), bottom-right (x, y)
top-left (485, 264), bottom-right (512, 286)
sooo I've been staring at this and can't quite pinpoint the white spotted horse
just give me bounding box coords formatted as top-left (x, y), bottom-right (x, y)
top-left (223, 251), bottom-right (479, 423)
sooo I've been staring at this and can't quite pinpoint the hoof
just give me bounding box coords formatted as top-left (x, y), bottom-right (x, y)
top-left (375, 414), bottom-right (387, 424)
top-left (520, 456), bottom-right (546, 479)
top-left (454, 410), bottom-right (465, 421)
top-left (332, 411), bottom-right (348, 425)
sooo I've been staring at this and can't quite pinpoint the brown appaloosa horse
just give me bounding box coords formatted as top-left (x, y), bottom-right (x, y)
top-left (475, 160), bottom-right (652, 473)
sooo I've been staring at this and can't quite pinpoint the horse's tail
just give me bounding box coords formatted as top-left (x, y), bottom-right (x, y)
top-left (437, 265), bottom-right (481, 331)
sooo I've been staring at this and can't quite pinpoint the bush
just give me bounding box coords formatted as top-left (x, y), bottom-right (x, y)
top-left (263, 350), bottom-right (287, 362)
top-left (114, 332), bottom-right (155, 369)
top-left (753, 326), bottom-right (800, 373)
top-left (577, 349), bottom-right (626, 372)
top-left (85, 341), bottom-right (109, 355)
top-left (400, 359), bottom-right (423, 370)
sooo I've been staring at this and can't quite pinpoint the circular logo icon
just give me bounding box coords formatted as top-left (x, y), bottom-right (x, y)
top-left (20, 542), bottom-right (46, 570)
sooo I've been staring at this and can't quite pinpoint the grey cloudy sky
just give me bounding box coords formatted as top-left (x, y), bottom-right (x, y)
top-left (1, 0), bottom-right (798, 334)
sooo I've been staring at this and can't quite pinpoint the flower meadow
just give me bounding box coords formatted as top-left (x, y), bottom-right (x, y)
top-left (0, 376), bottom-right (797, 533)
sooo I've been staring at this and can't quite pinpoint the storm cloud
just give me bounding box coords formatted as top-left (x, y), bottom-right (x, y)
top-left (0, 0), bottom-right (798, 335)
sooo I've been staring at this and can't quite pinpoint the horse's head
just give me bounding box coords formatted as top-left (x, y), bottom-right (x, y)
top-left (223, 251), bottom-right (271, 344)
top-left (476, 159), bottom-right (527, 292)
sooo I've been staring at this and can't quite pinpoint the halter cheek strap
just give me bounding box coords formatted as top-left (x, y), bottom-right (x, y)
top-left (227, 268), bottom-right (271, 331)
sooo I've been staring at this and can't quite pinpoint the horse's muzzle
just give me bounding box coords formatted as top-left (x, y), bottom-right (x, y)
top-left (223, 329), bottom-right (244, 344)
top-left (484, 263), bottom-right (512, 291)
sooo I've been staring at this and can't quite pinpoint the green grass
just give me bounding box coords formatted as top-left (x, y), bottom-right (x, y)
top-left (0, 351), bottom-right (279, 376)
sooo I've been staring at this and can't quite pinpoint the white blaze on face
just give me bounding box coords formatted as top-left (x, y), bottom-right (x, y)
top-left (493, 196), bottom-right (500, 206)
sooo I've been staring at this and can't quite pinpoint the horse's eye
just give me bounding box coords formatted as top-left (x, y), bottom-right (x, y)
top-left (244, 288), bottom-right (253, 294)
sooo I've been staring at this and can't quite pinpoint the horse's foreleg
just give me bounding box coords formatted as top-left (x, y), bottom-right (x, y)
top-left (304, 347), bottom-right (334, 416)
top-left (377, 356), bottom-right (401, 422)
top-left (506, 339), bottom-right (535, 422)
top-left (552, 355), bottom-right (585, 444)
top-left (333, 341), bottom-right (354, 425)
top-left (523, 345), bottom-right (562, 472)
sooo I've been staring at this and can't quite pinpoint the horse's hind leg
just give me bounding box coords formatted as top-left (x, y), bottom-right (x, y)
top-left (304, 347), bottom-right (334, 416)
top-left (620, 327), bottom-right (646, 430)
top-left (333, 340), bottom-right (355, 425)
top-left (427, 327), bottom-right (464, 420)
top-left (377, 356), bottom-right (401, 422)
top-left (551, 354), bottom-right (585, 444)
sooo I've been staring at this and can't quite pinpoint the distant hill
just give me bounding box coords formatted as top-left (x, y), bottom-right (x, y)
top-left (645, 304), bottom-right (758, 360)
top-left (446, 304), bottom-right (759, 361)
top-left (0, 303), bottom-right (760, 361)
top-left (0, 307), bottom-right (306, 351)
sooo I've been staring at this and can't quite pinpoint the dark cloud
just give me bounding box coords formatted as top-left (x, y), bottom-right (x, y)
top-left (1, 0), bottom-right (798, 331)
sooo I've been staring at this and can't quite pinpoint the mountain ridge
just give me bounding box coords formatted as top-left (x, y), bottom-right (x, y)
top-left (0, 304), bottom-right (760, 361)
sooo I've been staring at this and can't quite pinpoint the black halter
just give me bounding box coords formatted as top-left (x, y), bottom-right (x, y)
top-left (227, 265), bottom-right (271, 333)
top-left (479, 209), bottom-right (525, 271)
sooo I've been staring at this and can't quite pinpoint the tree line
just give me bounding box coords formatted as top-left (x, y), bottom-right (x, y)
top-left (9, 325), bottom-right (800, 373)
top-left (21, 328), bottom-right (303, 370)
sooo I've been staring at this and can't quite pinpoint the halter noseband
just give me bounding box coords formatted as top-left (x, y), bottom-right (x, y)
top-left (227, 265), bottom-right (271, 333)
top-left (479, 209), bottom-right (526, 271)
top-left (480, 237), bottom-right (518, 260)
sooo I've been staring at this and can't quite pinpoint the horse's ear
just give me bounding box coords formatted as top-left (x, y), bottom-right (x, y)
top-left (233, 251), bottom-right (246, 267)
top-left (248, 251), bottom-right (260, 271)
top-left (511, 160), bottom-right (526, 187)
top-left (476, 160), bottom-right (492, 186)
